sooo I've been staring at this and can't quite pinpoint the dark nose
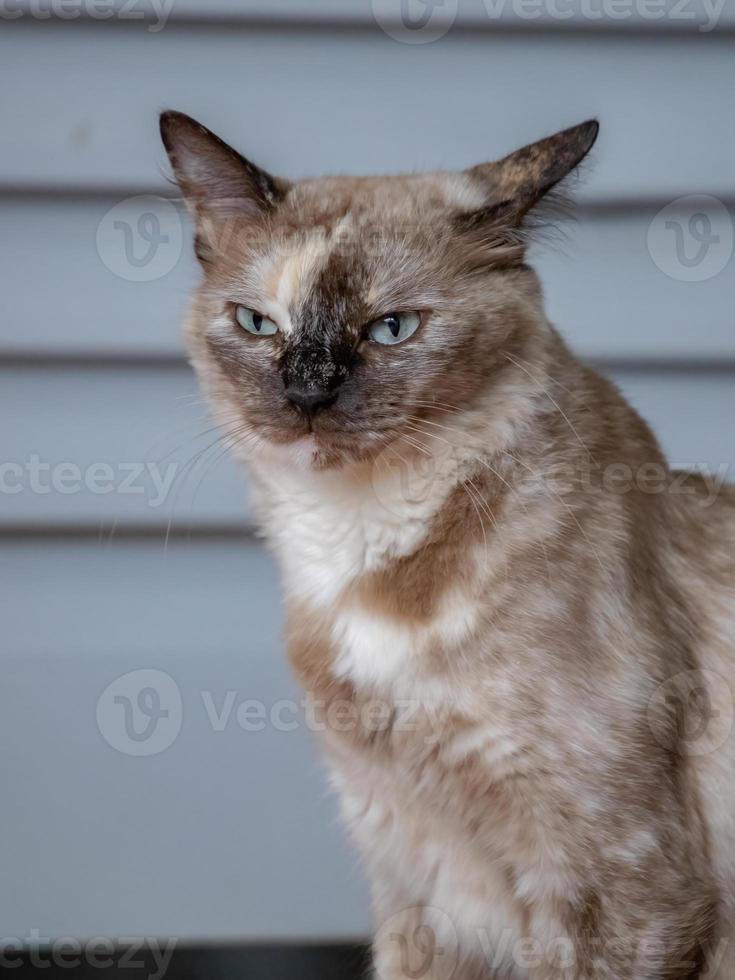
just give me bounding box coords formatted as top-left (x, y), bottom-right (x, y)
top-left (285, 383), bottom-right (340, 415)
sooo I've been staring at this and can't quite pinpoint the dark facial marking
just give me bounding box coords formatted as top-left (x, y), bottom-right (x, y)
top-left (279, 243), bottom-right (368, 410)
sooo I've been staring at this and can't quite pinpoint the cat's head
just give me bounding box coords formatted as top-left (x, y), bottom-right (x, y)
top-left (161, 112), bottom-right (597, 470)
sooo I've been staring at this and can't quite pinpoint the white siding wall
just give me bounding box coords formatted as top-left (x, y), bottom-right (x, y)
top-left (1, 1), bottom-right (734, 943)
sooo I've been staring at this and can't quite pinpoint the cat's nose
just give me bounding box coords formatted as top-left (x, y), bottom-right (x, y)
top-left (285, 382), bottom-right (340, 415)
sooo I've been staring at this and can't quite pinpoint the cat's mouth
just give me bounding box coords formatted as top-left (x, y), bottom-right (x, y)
top-left (247, 400), bottom-right (400, 470)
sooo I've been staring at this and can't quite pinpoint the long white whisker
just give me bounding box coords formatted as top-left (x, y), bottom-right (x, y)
top-left (502, 446), bottom-right (605, 573)
top-left (461, 481), bottom-right (490, 576)
top-left (502, 351), bottom-right (594, 461)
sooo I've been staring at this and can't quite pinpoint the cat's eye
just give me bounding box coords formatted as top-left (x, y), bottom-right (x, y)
top-left (367, 312), bottom-right (421, 346)
top-left (235, 305), bottom-right (279, 337)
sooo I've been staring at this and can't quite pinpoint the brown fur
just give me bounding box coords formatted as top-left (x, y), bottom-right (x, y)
top-left (161, 112), bottom-right (735, 979)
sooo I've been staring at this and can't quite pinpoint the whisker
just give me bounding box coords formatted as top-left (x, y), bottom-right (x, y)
top-left (502, 351), bottom-right (594, 461)
top-left (162, 421), bottom-right (253, 522)
top-left (499, 350), bottom-right (576, 398)
top-left (404, 417), bottom-right (555, 587)
top-left (147, 413), bottom-right (248, 464)
top-left (396, 433), bottom-right (432, 458)
top-left (501, 446), bottom-right (605, 573)
top-left (461, 481), bottom-right (490, 575)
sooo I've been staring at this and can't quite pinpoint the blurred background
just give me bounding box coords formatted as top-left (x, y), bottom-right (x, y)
top-left (1, 0), bottom-right (734, 974)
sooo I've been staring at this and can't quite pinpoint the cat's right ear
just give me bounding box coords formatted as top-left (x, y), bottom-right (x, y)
top-left (159, 110), bottom-right (288, 261)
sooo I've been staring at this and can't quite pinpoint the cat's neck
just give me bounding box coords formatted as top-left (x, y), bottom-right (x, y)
top-left (248, 433), bottom-right (467, 608)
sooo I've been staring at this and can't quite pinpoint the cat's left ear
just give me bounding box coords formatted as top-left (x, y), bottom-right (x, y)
top-left (463, 119), bottom-right (599, 231)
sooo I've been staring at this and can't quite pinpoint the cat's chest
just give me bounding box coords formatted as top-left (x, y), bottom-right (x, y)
top-left (258, 461), bottom-right (534, 768)
top-left (259, 476), bottom-right (474, 692)
top-left (284, 558), bottom-right (482, 701)
top-left (280, 504), bottom-right (421, 612)
top-left (260, 477), bottom-right (439, 608)
top-left (288, 585), bottom-right (470, 701)
top-left (252, 443), bottom-right (467, 610)
top-left (288, 583), bottom-right (531, 788)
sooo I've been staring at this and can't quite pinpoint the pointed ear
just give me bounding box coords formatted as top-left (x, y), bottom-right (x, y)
top-left (464, 119), bottom-right (599, 231)
top-left (159, 110), bottom-right (289, 260)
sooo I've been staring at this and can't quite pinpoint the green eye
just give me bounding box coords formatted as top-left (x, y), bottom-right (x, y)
top-left (235, 306), bottom-right (279, 336)
top-left (368, 312), bottom-right (421, 346)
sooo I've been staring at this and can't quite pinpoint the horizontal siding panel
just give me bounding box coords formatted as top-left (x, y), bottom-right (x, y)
top-left (1, 24), bottom-right (734, 201)
top-left (0, 196), bottom-right (197, 358)
top-left (6, 0), bottom-right (735, 29)
top-left (0, 364), bottom-right (250, 529)
top-left (536, 204), bottom-right (735, 362)
top-left (1, 364), bottom-right (732, 529)
top-left (2, 198), bottom-right (733, 360)
top-left (612, 368), bottom-right (735, 474)
top-left (0, 537), bottom-right (369, 940)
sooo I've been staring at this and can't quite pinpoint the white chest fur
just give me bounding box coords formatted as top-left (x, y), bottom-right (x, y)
top-left (249, 442), bottom-right (474, 693)
top-left (251, 442), bottom-right (460, 607)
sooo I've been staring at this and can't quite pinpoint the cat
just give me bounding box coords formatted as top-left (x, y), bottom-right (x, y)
top-left (160, 111), bottom-right (735, 979)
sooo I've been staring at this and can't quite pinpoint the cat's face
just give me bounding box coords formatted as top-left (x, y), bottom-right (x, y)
top-left (161, 113), bottom-right (597, 469)
top-left (183, 175), bottom-right (532, 470)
